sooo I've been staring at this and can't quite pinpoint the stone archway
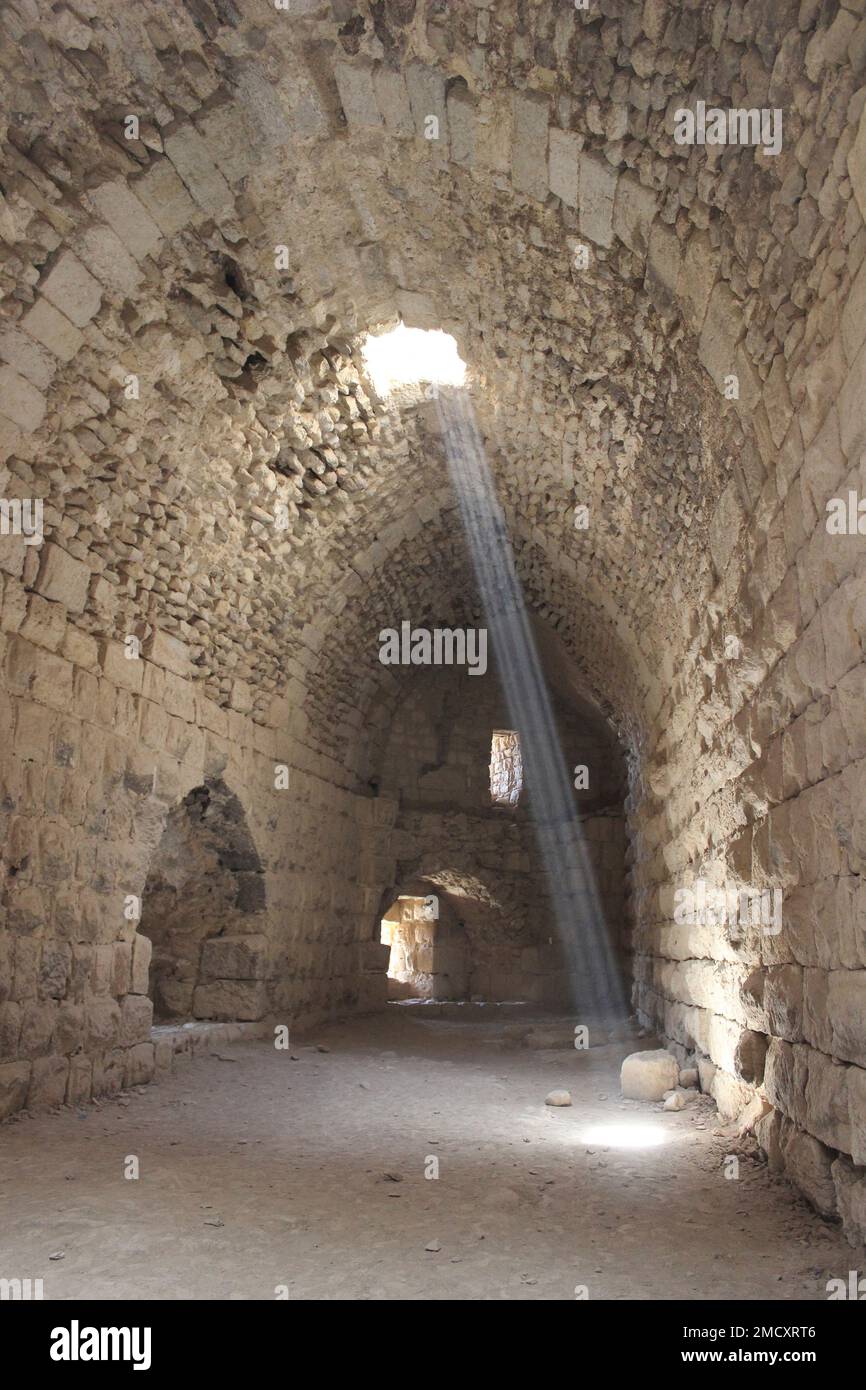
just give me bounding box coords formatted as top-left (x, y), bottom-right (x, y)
top-left (139, 778), bottom-right (269, 1023)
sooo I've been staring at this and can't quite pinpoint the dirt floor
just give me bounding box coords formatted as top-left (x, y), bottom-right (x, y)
top-left (0, 1005), bottom-right (858, 1301)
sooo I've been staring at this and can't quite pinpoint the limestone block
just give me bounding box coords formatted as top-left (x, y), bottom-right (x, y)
top-left (163, 125), bottom-right (233, 220)
top-left (803, 968), bottom-right (834, 1054)
top-left (621, 1047), bottom-right (678, 1100)
top-left (645, 220), bottom-right (682, 307)
top-left (763, 353), bottom-right (794, 448)
top-left (112, 942), bottom-right (132, 997)
top-left (28, 1054), bottom-right (69, 1109)
top-left (192, 979), bottom-right (267, 1021)
top-left (39, 942), bottom-right (72, 1000)
top-left (142, 628), bottom-right (191, 678)
top-left (101, 639), bottom-right (143, 693)
top-left (780, 1116), bottom-right (838, 1216)
top-left (804, 1045), bottom-right (852, 1154)
top-left (131, 934), bottom-right (152, 995)
top-left (613, 173), bottom-right (657, 255)
top-left (0, 1001), bottom-right (21, 1059)
top-left (34, 542), bottom-right (90, 614)
top-left (92, 1049), bottom-right (125, 1098)
top-left (88, 180), bottom-right (163, 262)
top-left (38, 250), bottom-right (102, 327)
top-left (755, 1107), bottom-right (784, 1169)
top-left (837, 335), bottom-right (866, 459)
top-left (0, 1062), bottom-right (31, 1119)
top-left (709, 1067), bottom-right (756, 1120)
top-left (77, 223), bottom-right (143, 299)
top-left (334, 60), bottom-right (382, 129)
top-left (548, 127), bottom-right (579, 207)
top-left (579, 153), bottom-right (616, 247)
top-left (85, 997), bottom-right (121, 1050)
top-left (373, 65), bottom-right (413, 137)
top-left (66, 1054), bottom-right (92, 1105)
top-left (194, 102), bottom-right (259, 185)
top-left (847, 1064), bottom-right (866, 1166)
top-left (511, 89), bottom-right (549, 202)
top-left (0, 365), bottom-right (46, 432)
top-left (827, 969), bottom-right (866, 1066)
top-left (0, 325), bottom-right (55, 391)
top-left (133, 161), bottom-right (197, 236)
top-left (19, 1002), bottom-right (56, 1059)
top-left (53, 1004), bottom-right (84, 1056)
top-left (120, 994), bottom-right (153, 1047)
top-left (154, 1035), bottom-right (174, 1077)
top-left (698, 281), bottom-right (743, 392)
top-left (447, 86), bottom-right (476, 167)
top-left (763, 964), bottom-right (803, 1042)
top-left (831, 1155), bottom-right (866, 1248)
top-left (846, 99), bottom-right (866, 222)
top-left (406, 63), bottom-right (449, 152)
top-left (199, 934), bottom-right (269, 981)
top-left (20, 298), bottom-right (83, 362)
top-left (678, 231), bottom-right (718, 332)
top-left (124, 1042), bottom-right (155, 1088)
top-left (842, 255), bottom-right (866, 365)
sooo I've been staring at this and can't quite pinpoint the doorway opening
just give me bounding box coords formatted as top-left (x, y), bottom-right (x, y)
top-left (139, 778), bottom-right (268, 1022)
top-left (380, 891), bottom-right (469, 1001)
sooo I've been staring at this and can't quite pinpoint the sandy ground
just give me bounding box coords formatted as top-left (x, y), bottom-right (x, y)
top-left (0, 1007), bottom-right (857, 1301)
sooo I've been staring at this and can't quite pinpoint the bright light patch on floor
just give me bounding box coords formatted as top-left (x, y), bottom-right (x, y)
top-left (582, 1123), bottom-right (666, 1150)
top-left (362, 323), bottom-right (466, 395)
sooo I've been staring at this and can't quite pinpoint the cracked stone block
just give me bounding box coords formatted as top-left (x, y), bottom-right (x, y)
top-left (613, 174), bottom-right (656, 255)
top-left (579, 153), bottom-right (616, 248)
top-left (20, 298), bottom-right (83, 362)
top-left (133, 161), bottom-right (197, 236)
top-left (699, 281), bottom-right (744, 392)
top-left (0, 325), bottom-right (57, 391)
top-left (511, 89), bottom-right (549, 202)
top-left (35, 543), bottom-right (90, 613)
top-left (334, 59), bottom-right (382, 129)
top-left (38, 250), bottom-right (102, 327)
top-left (548, 126), bottom-right (580, 208)
top-left (164, 125), bottom-right (234, 220)
top-left (87, 180), bottom-right (163, 262)
top-left (373, 65), bottom-right (413, 138)
top-left (447, 86), bottom-right (477, 167)
top-left (0, 365), bottom-right (46, 433)
top-left (405, 62), bottom-right (449, 152)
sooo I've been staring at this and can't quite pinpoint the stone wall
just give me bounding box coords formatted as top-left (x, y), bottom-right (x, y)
top-left (372, 664), bottom-right (629, 1004)
top-left (1, 0), bottom-right (866, 1242)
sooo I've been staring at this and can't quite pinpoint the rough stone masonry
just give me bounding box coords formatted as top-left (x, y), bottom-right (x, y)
top-left (0, 0), bottom-right (866, 1250)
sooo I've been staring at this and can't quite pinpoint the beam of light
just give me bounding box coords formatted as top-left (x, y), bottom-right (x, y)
top-left (436, 386), bottom-right (626, 1027)
top-left (582, 1123), bottom-right (667, 1149)
top-left (362, 324), bottom-right (467, 396)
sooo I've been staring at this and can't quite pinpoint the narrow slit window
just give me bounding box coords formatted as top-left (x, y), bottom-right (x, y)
top-left (490, 730), bottom-right (522, 807)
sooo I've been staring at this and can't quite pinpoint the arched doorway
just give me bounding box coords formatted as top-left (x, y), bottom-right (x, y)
top-left (380, 890), bottom-right (470, 1000)
top-left (139, 778), bottom-right (269, 1022)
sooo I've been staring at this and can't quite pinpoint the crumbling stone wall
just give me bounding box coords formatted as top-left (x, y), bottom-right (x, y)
top-left (0, 0), bottom-right (865, 1243)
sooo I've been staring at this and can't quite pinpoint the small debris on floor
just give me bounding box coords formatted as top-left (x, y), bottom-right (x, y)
top-left (544, 1089), bottom-right (572, 1107)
